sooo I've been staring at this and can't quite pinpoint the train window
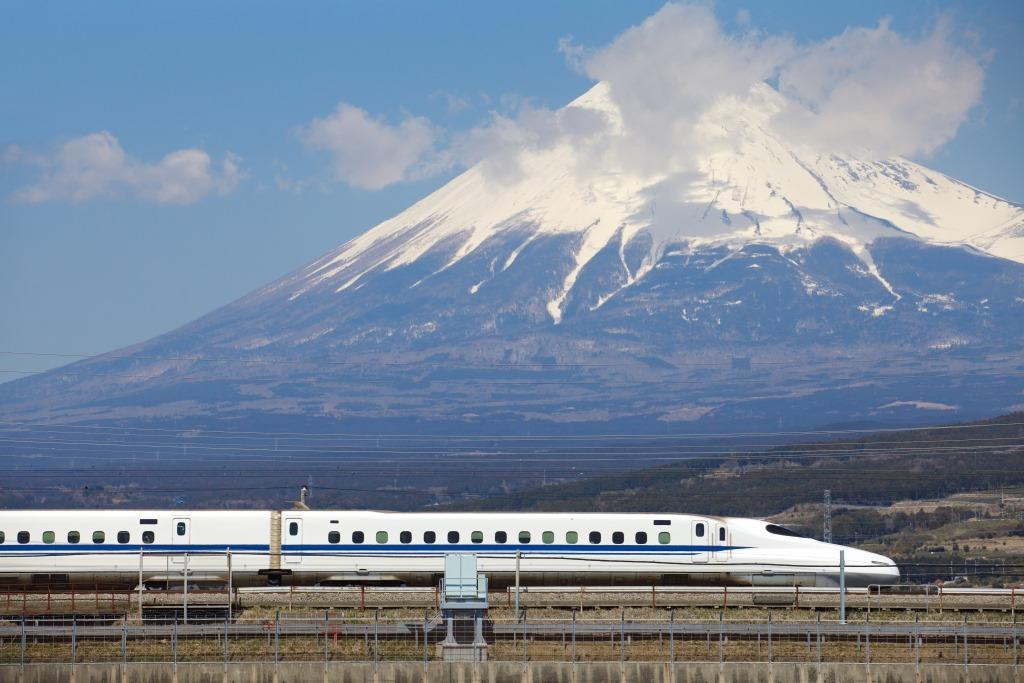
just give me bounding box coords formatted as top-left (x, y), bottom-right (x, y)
top-left (635, 532), bottom-right (647, 544)
top-left (471, 531), bottom-right (484, 544)
top-left (612, 532), bottom-right (624, 544)
top-left (654, 520), bottom-right (671, 526)
top-left (495, 531), bottom-right (507, 544)
top-left (765, 524), bottom-right (805, 538)
top-left (0, 531), bottom-right (4, 543)
top-left (93, 531), bottom-right (105, 544)
top-left (542, 531), bottom-right (554, 544)
top-left (518, 531), bottom-right (531, 543)
top-left (288, 522), bottom-right (299, 536)
top-left (142, 531), bottom-right (155, 544)
top-left (589, 531), bottom-right (601, 544)
top-left (376, 531), bottom-right (388, 543)
top-left (565, 531), bottom-right (578, 544)
top-left (695, 523), bottom-right (705, 538)
top-left (176, 522), bottom-right (186, 536)
top-left (328, 531), bottom-right (340, 544)
top-left (17, 531), bottom-right (29, 544)
top-left (139, 519), bottom-right (158, 525)
top-left (117, 531), bottom-right (130, 544)
top-left (719, 527), bottom-right (726, 542)
top-left (658, 532), bottom-right (671, 544)
top-left (67, 531), bottom-right (80, 544)
top-left (400, 531), bottom-right (412, 544)
top-left (42, 531), bottom-right (55, 544)
top-left (447, 531), bottom-right (459, 543)
top-left (423, 531), bottom-right (436, 544)
top-left (352, 531), bottom-right (365, 544)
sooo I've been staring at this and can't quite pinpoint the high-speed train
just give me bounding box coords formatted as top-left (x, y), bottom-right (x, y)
top-left (0, 509), bottom-right (899, 588)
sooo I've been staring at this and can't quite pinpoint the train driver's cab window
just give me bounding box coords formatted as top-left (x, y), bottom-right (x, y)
top-left (17, 531), bottom-right (29, 544)
top-left (117, 531), bottom-right (130, 544)
top-left (92, 531), bottom-right (105, 544)
top-left (142, 531), bottom-right (155, 544)
top-left (589, 531), bottom-right (601, 544)
top-left (42, 531), bottom-right (55, 544)
top-left (565, 531), bottom-right (578, 544)
top-left (176, 522), bottom-right (186, 537)
top-left (658, 532), bottom-right (671, 544)
top-left (376, 531), bottom-right (388, 543)
top-left (423, 531), bottom-right (436, 544)
top-left (612, 532), bottom-right (624, 544)
top-left (635, 532), bottom-right (647, 544)
top-left (328, 531), bottom-right (340, 544)
top-left (352, 531), bottom-right (365, 544)
top-left (67, 531), bottom-right (80, 544)
top-left (400, 531), bottom-right (412, 544)
top-left (518, 531), bottom-right (531, 543)
top-left (542, 531), bottom-right (554, 544)
top-left (447, 531), bottom-right (459, 543)
top-left (494, 531), bottom-right (507, 544)
top-left (765, 524), bottom-right (805, 538)
top-left (471, 531), bottom-right (484, 544)
top-left (695, 523), bottom-right (705, 538)
top-left (288, 522), bottom-right (299, 536)
top-left (719, 527), bottom-right (726, 542)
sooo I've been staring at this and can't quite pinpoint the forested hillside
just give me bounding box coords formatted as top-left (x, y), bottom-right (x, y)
top-left (449, 413), bottom-right (1024, 519)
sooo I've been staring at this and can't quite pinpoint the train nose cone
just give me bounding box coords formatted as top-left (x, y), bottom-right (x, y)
top-left (841, 548), bottom-right (900, 586)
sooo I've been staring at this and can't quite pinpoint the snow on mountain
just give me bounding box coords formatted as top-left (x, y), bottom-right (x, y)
top-left (2, 82), bottom-right (1023, 433)
top-left (284, 82), bottom-right (1023, 325)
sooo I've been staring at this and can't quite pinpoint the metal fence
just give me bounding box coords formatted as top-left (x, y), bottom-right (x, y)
top-left (0, 614), bottom-right (1020, 666)
top-left (3, 584), bottom-right (1021, 617)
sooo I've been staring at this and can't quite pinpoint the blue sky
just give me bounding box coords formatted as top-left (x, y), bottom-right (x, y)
top-left (1, 1), bottom-right (1021, 376)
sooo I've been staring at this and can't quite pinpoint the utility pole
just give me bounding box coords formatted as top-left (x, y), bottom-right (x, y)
top-left (823, 489), bottom-right (833, 544)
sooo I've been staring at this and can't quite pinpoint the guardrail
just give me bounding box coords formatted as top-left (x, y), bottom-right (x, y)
top-left (0, 615), bottom-right (1020, 667)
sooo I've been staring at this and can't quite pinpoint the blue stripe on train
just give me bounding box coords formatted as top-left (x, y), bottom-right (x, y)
top-left (282, 544), bottom-right (749, 553)
top-left (0, 543), bottom-right (747, 554)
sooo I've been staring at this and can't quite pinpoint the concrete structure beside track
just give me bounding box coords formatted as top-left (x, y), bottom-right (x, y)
top-left (1, 661), bottom-right (1020, 683)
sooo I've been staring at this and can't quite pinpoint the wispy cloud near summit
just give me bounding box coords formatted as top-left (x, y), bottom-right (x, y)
top-left (300, 3), bottom-right (986, 191)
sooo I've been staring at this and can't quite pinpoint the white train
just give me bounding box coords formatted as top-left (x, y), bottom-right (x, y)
top-left (0, 509), bottom-right (899, 588)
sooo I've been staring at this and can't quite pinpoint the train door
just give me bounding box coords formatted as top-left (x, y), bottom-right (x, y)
top-left (284, 517), bottom-right (302, 565)
top-left (690, 520), bottom-right (709, 563)
top-left (171, 517), bottom-right (190, 566)
top-left (712, 523), bottom-right (730, 563)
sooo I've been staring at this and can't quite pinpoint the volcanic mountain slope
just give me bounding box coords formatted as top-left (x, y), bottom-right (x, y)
top-left (2, 83), bottom-right (1023, 432)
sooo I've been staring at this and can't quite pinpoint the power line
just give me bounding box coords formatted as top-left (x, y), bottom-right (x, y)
top-left (0, 348), bottom-right (925, 369)
top-left (1, 433), bottom-right (1020, 459)
top-left (5, 423), bottom-right (1023, 449)
top-left (2, 418), bottom-right (1021, 442)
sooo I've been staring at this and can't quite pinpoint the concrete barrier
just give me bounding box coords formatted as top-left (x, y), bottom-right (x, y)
top-left (1, 661), bottom-right (1021, 683)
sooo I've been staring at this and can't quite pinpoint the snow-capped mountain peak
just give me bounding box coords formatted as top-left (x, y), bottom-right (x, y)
top-left (288, 82), bottom-right (1022, 324)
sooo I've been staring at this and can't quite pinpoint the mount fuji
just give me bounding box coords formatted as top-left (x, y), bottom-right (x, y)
top-left (3, 83), bottom-right (1024, 434)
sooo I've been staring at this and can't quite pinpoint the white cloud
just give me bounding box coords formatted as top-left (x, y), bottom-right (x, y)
top-left (10, 132), bottom-right (243, 205)
top-left (448, 98), bottom-right (611, 183)
top-left (296, 3), bottom-right (986, 191)
top-left (297, 103), bottom-right (440, 191)
top-left (774, 17), bottom-right (985, 156)
top-left (562, 3), bottom-right (792, 176)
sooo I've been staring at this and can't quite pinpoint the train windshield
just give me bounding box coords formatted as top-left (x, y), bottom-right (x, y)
top-left (765, 524), bottom-right (807, 538)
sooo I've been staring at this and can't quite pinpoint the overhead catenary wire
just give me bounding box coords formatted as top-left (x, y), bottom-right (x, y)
top-left (0, 433), bottom-right (1020, 460)
top-left (0, 348), bottom-right (956, 369)
top-left (4, 422), bottom-right (1024, 449)
top-left (2, 417), bottom-right (1022, 442)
